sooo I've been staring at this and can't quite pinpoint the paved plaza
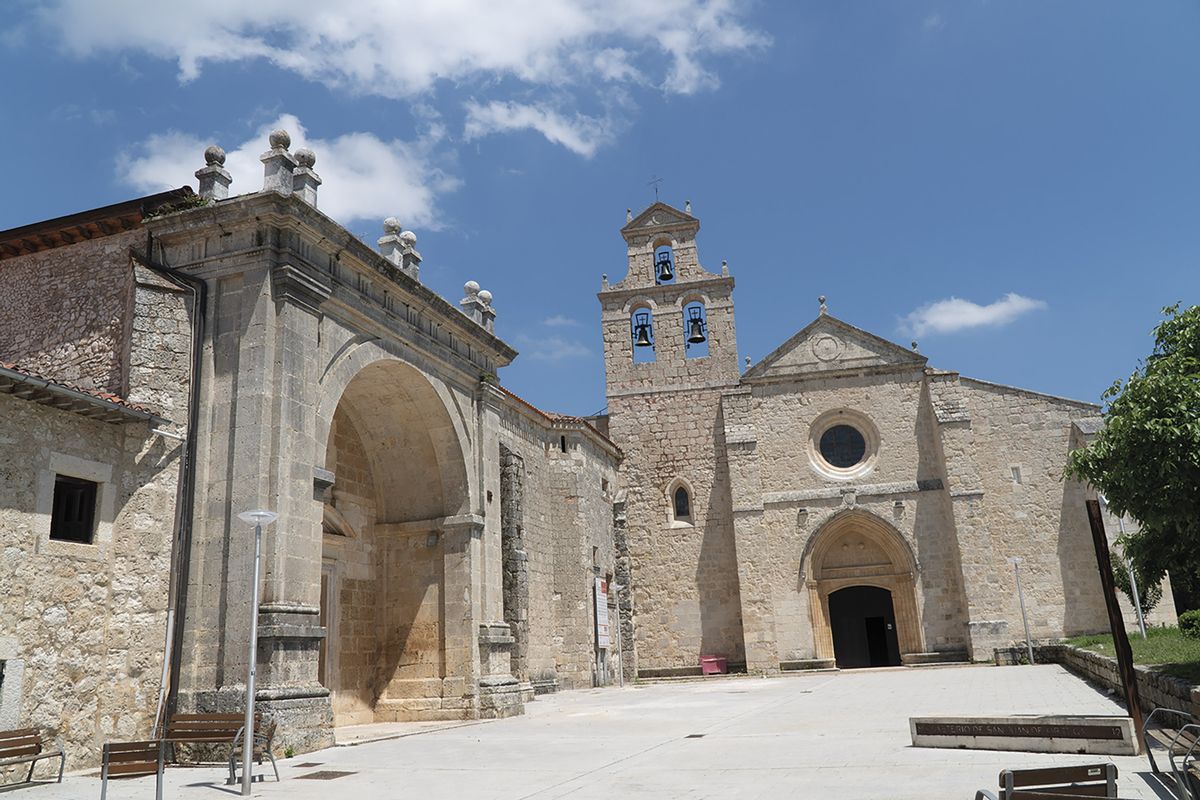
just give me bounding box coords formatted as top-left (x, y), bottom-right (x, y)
top-left (21, 664), bottom-right (1175, 799)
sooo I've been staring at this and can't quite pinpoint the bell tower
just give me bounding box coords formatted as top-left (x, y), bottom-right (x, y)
top-left (598, 200), bottom-right (746, 682)
top-left (598, 201), bottom-right (740, 398)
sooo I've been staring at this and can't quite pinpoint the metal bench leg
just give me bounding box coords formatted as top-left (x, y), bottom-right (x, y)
top-left (267, 749), bottom-right (280, 782)
top-left (156, 740), bottom-right (166, 800)
top-left (57, 752), bottom-right (64, 783)
top-left (100, 750), bottom-right (110, 800)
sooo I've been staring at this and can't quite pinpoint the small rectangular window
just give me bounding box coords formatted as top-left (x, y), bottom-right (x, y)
top-left (560, 435), bottom-right (567, 453)
top-left (1010, 465), bottom-right (1023, 485)
top-left (50, 475), bottom-right (98, 543)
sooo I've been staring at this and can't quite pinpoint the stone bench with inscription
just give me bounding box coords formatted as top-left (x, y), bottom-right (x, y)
top-left (910, 715), bottom-right (1138, 756)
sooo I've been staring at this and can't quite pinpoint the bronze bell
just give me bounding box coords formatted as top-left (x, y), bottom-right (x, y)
top-left (655, 252), bottom-right (674, 282)
top-left (686, 306), bottom-right (707, 344)
top-left (633, 311), bottom-right (653, 348)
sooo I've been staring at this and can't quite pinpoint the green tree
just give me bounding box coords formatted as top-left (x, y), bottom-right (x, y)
top-left (1066, 304), bottom-right (1200, 608)
top-left (1110, 543), bottom-right (1162, 617)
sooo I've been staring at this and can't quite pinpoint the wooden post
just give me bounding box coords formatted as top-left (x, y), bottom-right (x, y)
top-left (1085, 499), bottom-right (1144, 748)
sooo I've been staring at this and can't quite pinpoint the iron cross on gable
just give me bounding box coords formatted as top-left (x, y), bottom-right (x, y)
top-left (647, 175), bottom-right (663, 202)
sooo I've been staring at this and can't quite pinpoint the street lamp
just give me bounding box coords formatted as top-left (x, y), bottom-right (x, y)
top-left (1097, 494), bottom-right (1147, 639)
top-left (236, 509), bottom-right (278, 796)
top-left (1007, 556), bottom-right (1035, 666)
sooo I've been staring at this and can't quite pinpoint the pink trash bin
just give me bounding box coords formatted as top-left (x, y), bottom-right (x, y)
top-left (700, 654), bottom-right (728, 675)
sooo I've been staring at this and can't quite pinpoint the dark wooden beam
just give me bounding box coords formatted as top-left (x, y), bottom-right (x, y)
top-left (1086, 499), bottom-right (1145, 747)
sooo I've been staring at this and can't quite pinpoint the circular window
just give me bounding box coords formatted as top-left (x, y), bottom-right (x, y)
top-left (819, 425), bottom-right (866, 468)
top-left (808, 410), bottom-right (879, 480)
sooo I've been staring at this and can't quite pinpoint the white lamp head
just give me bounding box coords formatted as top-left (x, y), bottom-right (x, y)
top-left (238, 509), bottom-right (279, 526)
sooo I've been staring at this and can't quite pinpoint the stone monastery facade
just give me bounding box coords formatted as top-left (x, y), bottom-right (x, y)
top-left (0, 133), bottom-right (1171, 769)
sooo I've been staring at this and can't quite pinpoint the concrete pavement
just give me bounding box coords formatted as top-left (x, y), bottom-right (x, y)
top-left (15, 664), bottom-right (1177, 799)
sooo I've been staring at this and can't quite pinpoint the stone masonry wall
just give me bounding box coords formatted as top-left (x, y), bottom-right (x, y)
top-left (496, 403), bottom-right (619, 691)
top-left (608, 387), bottom-right (745, 674)
top-left (960, 380), bottom-right (1110, 642)
top-left (0, 394), bottom-right (177, 770)
top-left (0, 231), bottom-right (142, 395)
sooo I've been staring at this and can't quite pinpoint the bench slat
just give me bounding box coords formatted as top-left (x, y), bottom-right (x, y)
top-left (170, 713), bottom-right (245, 721)
top-left (0, 744), bottom-right (43, 759)
top-left (1006, 765), bottom-right (1112, 787)
top-left (0, 728), bottom-right (39, 741)
top-left (106, 761), bottom-right (160, 777)
top-left (1146, 728), bottom-right (1199, 751)
top-left (106, 748), bottom-right (161, 764)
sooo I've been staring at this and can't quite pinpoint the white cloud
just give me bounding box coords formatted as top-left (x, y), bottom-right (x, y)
top-left (901, 293), bottom-right (1047, 337)
top-left (37, 1), bottom-right (767, 99)
top-left (923, 13), bottom-right (945, 32)
top-left (117, 114), bottom-right (458, 229)
top-left (464, 101), bottom-right (615, 158)
top-left (543, 315), bottom-right (580, 328)
top-left (35, 1), bottom-right (765, 157)
top-left (514, 333), bottom-right (592, 363)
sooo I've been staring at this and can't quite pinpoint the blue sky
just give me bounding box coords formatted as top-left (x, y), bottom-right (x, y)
top-left (2, 1), bottom-right (1197, 415)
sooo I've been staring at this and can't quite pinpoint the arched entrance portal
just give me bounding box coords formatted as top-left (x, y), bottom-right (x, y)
top-left (317, 358), bottom-right (470, 727)
top-left (828, 586), bottom-right (901, 668)
top-left (803, 510), bottom-right (924, 666)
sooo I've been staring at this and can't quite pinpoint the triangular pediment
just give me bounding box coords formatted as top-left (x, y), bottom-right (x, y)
top-left (742, 314), bottom-right (927, 381)
top-left (621, 202), bottom-right (698, 237)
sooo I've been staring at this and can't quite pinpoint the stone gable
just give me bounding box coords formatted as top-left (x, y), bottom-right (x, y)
top-left (742, 314), bottom-right (927, 382)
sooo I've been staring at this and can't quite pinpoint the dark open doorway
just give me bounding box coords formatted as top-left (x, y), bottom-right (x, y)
top-left (828, 586), bottom-right (901, 668)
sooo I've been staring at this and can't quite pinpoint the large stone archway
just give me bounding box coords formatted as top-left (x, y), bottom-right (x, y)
top-left (317, 356), bottom-right (474, 726)
top-left (803, 510), bottom-right (924, 663)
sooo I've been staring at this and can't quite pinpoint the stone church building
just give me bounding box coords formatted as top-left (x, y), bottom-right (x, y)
top-left (599, 201), bottom-right (1173, 679)
top-left (0, 136), bottom-right (1169, 769)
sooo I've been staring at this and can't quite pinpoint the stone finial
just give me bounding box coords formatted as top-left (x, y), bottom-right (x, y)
top-left (744, 356), bottom-right (752, 368)
top-left (377, 218), bottom-right (420, 280)
top-left (195, 144), bottom-right (233, 200)
top-left (626, 208), bottom-right (632, 222)
top-left (399, 230), bottom-right (416, 247)
top-left (383, 217), bottom-right (402, 234)
top-left (685, 199), bottom-right (692, 214)
top-left (478, 289), bottom-right (493, 306)
top-left (911, 340), bottom-right (920, 352)
top-left (464, 280), bottom-right (480, 296)
top-left (601, 273), bottom-right (609, 290)
top-left (291, 147), bottom-right (321, 207)
top-left (261, 129), bottom-right (296, 195)
top-left (721, 259), bottom-right (729, 276)
top-left (818, 295), bottom-right (828, 315)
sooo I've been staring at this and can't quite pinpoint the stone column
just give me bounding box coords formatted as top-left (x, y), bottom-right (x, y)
top-left (440, 515), bottom-right (484, 716)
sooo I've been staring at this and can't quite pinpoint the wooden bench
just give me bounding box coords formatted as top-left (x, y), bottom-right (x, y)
top-left (975, 763), bottom-right (1118, 800)
top-left (1142, 708), bottom-right (1200, 777)
top-left (99, 740), bottom-right (165, 800)
top-left (0, 728), bottom-right (65, 787)
top-left (164, 712), bottom-right (279, 785)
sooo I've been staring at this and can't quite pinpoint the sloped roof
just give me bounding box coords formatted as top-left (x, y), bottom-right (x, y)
top-left (0, 362), bottom-right (159, 423)
top-left (620, 201), bottom-right (699, 239)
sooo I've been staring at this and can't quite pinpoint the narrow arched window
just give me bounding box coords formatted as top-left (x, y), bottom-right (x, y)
top-left (673, 486), bottom-right (691, 520)
top-left (683, 301), bottom-right (709, 359)
top-left (631, 308), bottom-right (655, 363)
top-left (654, 245), bottom-right (675, 284)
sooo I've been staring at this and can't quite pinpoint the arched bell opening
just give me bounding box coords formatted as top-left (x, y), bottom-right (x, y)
top-left (318, 358), bottom-right (469, 727)
top-left (631, 306), bottom-right (656, 363)
top-left (682, 301), bottom-right (708, 359)
top-left (654, 243), bottom-right (676, 284)
top-left (803, 510), bottom-right (924, 666)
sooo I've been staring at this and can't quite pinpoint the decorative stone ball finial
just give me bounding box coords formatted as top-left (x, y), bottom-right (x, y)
top-left (268, 129), bottom-right (291, 150)
top-left (911, 340), bottom-right (919, 352)
top-left (745, 356), bottom-right (752, 367)
top-left (626, 208), bottom-right (632, 222)
top-left (383, 217), bottom-right (402, 235)
top-left (294, 147), bottom-right (316, 168)
top-left (464, 280), bottom-right (480, 296)
top-left (399, 230), bottom-right (417, 247)
top-left (204, 145), bottom-right (226, 166)
top-left (685, 199), bottom-right (692, 214)
top-left (818, 295), bottom-right (828, 315)
top-left (478, 289), bottom-right (493, 306)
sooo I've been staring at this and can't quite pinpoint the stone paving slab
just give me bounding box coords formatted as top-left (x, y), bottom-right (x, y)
top-left (13, 664), bottom-right (1180, 799)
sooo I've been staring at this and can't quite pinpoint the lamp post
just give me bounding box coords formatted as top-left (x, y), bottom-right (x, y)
top-left (236, 509), bottom-right (278, 796)
top-left (1098, 494), bottom-right (1147, 639)
top-left (1007, 556), bottom-right (1035, 665)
